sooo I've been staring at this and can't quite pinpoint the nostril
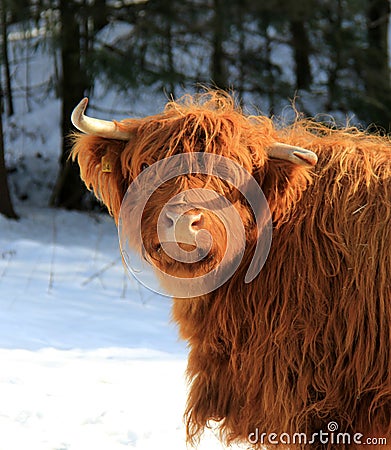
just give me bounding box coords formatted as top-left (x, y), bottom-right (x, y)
top-left (165, 215), bottom-right (174, 228)
top-left (190, 213), bottom-right (204, 230)
top-left (164, 210), bottom-right (177, 228)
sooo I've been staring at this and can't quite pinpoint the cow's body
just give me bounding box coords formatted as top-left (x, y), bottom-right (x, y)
top-left (172, 127), bottom-right (391, 449)
top-left (71, 91), bottom-right (391, 449)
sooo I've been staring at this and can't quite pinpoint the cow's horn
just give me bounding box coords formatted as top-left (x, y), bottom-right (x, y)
top-left (71, 98), bottom-right (131, 140)
top-left (268, 142), bottom-right (318, 167)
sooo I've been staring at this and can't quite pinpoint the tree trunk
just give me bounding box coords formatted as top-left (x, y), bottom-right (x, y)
top-left (166, 16), bottom-right (176, 97)
top-left (91, 0), bottom-right (108, 33)
top-left (364, 0), bottom-right (391, 128)
top-left (211, 0), bottom-right (228, 90)
top-left (50, 0), bottom-right (89, 209)
top-left (236, 2), bottom-right (245, 99)
top-left (0, 89), bottom-right (17, 219)
top-left (0, 0), bottom-right (14, 117)
top-left (290, 20), bottom-right (312, 90)
top-left (325, 0), bottom-right (343, 110)
top-left (367, 0), bottom-right (390, 82)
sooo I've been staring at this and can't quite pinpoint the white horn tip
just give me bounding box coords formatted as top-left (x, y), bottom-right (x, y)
top-left (293, 150), bottom-right (318, 166)
top-left (71, 97), bottom-right (89, 129)
top-left (80, 97), bottom-right (89, 109)
top-left (268, 143), bottom-right (318, 167)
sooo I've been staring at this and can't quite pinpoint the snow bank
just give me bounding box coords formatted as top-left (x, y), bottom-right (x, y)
top-left (0, 207), bottom-right (235, 449)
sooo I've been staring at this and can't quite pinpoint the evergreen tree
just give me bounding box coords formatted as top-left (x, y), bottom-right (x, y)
top-left (0, 0), bottom-right (17, 218)
top-left (0, 87), bottom-right (17, 219)
top-left (362, 0), bottom-right (391, 129)
top-left (1, 0), bottom-right (13, 116)
top-left (50, 0), bottom-right (90, 209)
top-left (9, 0), bottom-right (390, 211)
top-left (51, 0), bottom-right (110, 209)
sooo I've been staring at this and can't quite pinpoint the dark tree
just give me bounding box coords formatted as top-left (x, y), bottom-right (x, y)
top-left (0, 89), bottom-right (17, 219)
top-left (290, 19), bottom-right (312, 90)
top-left (0, 0), bottom-right (16, 218)
top-left (50, 0), bottom-right (91, 209)
top-left (1, 0), bottom-right (13, 116)
top-left (322, 0), bottom-right (346, 111)
top-left (363, 0), bottom-right (391, 128)
top-left (211, 0), bottom-right (228, 89)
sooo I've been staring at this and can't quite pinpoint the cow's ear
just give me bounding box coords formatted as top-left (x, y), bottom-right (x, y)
top-left (71, 133), bottom-right (128, 222)
top-left (256, 143), bottom-right (317, 226)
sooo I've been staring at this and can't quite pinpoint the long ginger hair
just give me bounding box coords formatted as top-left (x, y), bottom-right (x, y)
top-left (72, 91), bottom-right (391, 449)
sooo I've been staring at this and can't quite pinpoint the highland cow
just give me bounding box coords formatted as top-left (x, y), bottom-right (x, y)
top-left (71, 91), bottom-right (391, 449)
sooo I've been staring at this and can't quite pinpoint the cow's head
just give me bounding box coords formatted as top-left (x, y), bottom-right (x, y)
top-left (71, 91), bottom-right (317, 296)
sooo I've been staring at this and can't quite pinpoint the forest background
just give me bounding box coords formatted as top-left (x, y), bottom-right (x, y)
top-left (0, 0), bottom-right (390, 217)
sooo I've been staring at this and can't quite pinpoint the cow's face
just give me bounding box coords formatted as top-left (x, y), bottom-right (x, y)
top-left (71, 92), bottom-right (317, 296)
top-left (133, 168), bottom-right (254, 282)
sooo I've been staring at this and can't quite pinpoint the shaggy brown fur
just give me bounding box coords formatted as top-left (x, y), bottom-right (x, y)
top-left (71, 91), bottom-right (391, 449)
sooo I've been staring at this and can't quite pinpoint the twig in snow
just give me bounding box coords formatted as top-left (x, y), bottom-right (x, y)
top-left (81, 259), bottom-right (118, 286)
top-left (0, 249), bottom-right (16, 280)
top-left (47, 211), bottom-right (57, 294)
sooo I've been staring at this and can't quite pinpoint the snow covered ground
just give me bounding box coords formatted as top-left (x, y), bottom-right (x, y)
top-left (0, 21), bottom-right (259, 450)
top-left (0, 206), bottom-right (235, 450)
